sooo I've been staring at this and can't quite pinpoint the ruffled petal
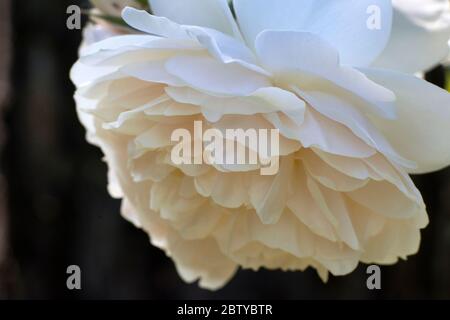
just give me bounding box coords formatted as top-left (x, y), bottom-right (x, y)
top-left (122, 8), bottom-right (264, 73)
top-left (165, 55), bottom-right (271, 96)
top-left (148, 0), bottom-right (243, 40)
top-left (233, 0), bottom-right (392, 66)
top-left (255, 30), bottom-right (396, 120)
top-left (373, 0), bottom-right (450, 73)
top-left (362, 67), bottom-right (450, 174)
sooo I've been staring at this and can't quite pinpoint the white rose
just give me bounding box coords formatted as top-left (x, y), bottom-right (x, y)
top-left (72, 0), bottom-right (450, 290)
top-left (375, 0), bottom-right (450, 72)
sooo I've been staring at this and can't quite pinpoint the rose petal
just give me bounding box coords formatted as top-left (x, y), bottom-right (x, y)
top-left (372, 0), bottom-right (450, 73)
top-left (148, 0), bottom-right (243, 40)
top-left (255, 30), bottom-right (396, 120)
top-left (362, 67), bottom-right (450, 174)
top-left (233, 0), bottom-right (392, 66)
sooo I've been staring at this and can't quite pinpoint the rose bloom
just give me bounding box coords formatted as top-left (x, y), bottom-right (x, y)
top-left (376, 0), bottom-right (450, 72)
top-left (72, 0), bottom-right (450, 289)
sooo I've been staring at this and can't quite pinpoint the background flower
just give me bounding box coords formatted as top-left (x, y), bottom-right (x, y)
top-left (374, 0), bottom-right (450, 73)
top-left (72, 0), bottom-right (450, 289)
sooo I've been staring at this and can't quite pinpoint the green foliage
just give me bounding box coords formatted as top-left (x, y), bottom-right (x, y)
top-left (446, 68), bottom-right (450, 92)
top-left (135, 0), bottom-right (149, 7)
top-left (89, 0), bottom-right (150, 28)
top-left (89, 13), bottom-right (129, 27)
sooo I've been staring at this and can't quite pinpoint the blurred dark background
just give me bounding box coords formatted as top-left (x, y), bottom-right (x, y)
top-left (0, 0), bottom-right (449, 300)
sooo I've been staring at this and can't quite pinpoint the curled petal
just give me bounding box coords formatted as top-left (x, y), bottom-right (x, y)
top-left (233, 0), bottom-right (392, 66)
top-left (362, 67), bottom-right (450, 174)
top-left (373, 0), bottom-right (450, 73)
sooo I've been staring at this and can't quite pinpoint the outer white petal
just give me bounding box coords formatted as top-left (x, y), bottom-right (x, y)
top-left (295, 108), bottom-right (376, 159)
top-left (165, 55), bottom-right (271, 96)
top-left (122, 7), bottom-right (191, 38)
top-left (361, 67), bottom-right (450, 174)
top-left (294, 89), bottom-right (416, 169)
top-left (70, 61), bottom-right (118, 88)
top-left (80, 24), bottom-right (121, 52)
top-left (122, 8), bottom-right (264, 74)
top-left (166, 86), bottom-right (305, 122)
top-left (233, 0), bottom-right (392, 67)
top-left (373, 0), bottom-right (450, 73)
top-left (148, 0), bottom-right (243, 40)
top-left (255, 30), bottom-right (396, 119)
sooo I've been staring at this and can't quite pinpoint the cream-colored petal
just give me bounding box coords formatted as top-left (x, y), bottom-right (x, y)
top-left (362, 67), bottom-right (450, 174)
